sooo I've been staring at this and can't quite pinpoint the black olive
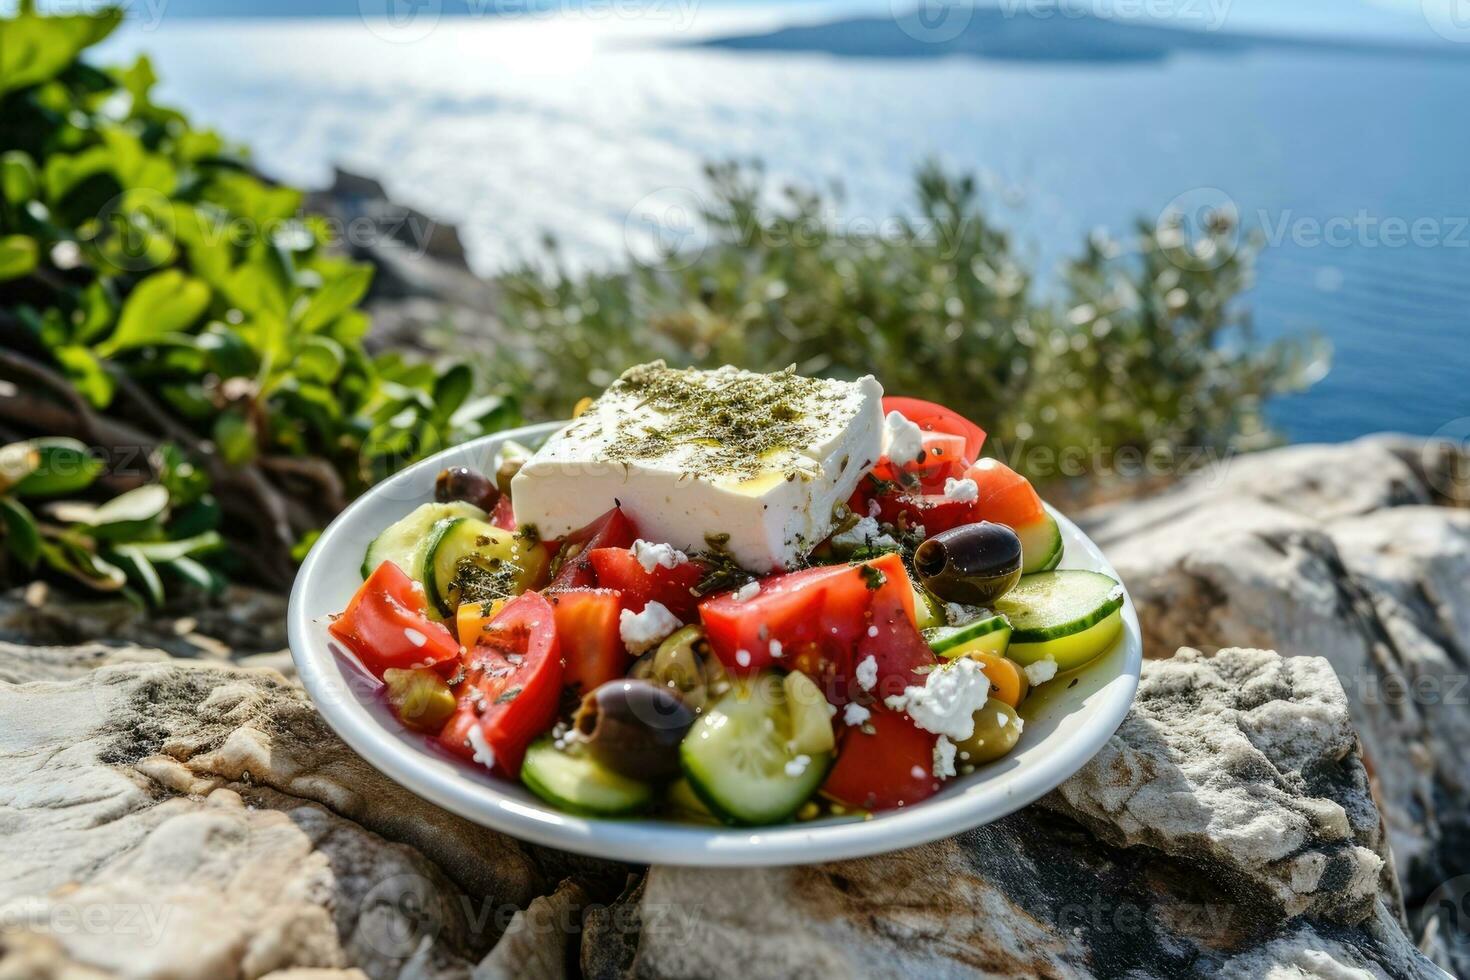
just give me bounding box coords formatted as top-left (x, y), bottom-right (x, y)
top-left (913, 522), bottom-right (1023, 605)
top-left (435, 466), bottom-right (500, 511)
top-left (572, 680), bottom-right (694, 781)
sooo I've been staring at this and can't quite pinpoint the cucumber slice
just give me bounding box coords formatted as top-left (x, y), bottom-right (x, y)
top-left (994, 570), bottom-right (1125, 669)
top-left (1008, 608), bottom-right (1124, 672)
top-left (361, 501), bottom-right (486, 580)
top-left (1017, 512), bottom-right (1064, 574)
top-left (925, 614), bottom-right (1012, 658)
top-left (681, 677), bottom-right (832, 825)
top-left (423, 517), bottom-right (547, 616)
top-left (521, 735), bottom-right (655, 817)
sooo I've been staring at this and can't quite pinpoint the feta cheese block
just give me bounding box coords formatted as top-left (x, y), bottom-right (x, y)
top-left (511, 362), bottom-right (884, 572)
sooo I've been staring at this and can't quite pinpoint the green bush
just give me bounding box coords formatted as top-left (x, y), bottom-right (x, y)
top-left (0, 3), bottom-right (514, 600)
top-left (488, 162), bottom-right (1326, 485)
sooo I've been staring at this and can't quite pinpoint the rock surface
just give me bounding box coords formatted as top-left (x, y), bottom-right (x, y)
top-left (1082, 434), bottom-right (1470, 975)
top-left (0, 637), bottom-right (1440, 977)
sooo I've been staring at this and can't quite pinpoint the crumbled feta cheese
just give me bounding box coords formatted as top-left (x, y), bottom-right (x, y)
top-left (843, 702), bottom-right (871, 726)
top-left (831, 516), bottom-right (899, 554)
top-left (884, 658), bottom-right (993, 740)
top-left (403, 627), bottom-right (427, 648)
top-left (732, 580), bottom-right (761, 603)
top-left (884, 410), bottom-right (925, 466)
top-left (1023, 656), bottom-right (1058, 687)
top-left (769, 639), bottom-right (783, 659)
top-left (465, 725), bottom-right (496, 771)
top-left (632, 539), bottom-right (688, 573)
top-left (619, 601), bottom-right (682, 653)
top-left (943, 476), bottom-right (979, 503)
top-left (909, 765), bottom-right (927, 780)
top-left (866, 624), bottom-right (879, 638)
top-left (735, 649), bottom-right (752, 667)
top-left (784, 754), bottom-right (811, 777)
top-left (944, 602), bottom-right (985, 626)
top-left (996, 710), bottom-right (1010, 728)
top-left (854, 654), bottom-right (878, 692)
top-left (933, 736), bottom-right (957, 779)
top-left (867, 498), bottom-right (882, 519)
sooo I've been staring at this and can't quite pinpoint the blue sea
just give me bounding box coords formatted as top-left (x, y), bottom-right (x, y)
top-left (94, 1), bottom-right (1470, 444)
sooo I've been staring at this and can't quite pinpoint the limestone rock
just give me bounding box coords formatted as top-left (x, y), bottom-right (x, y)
top-left (1081, 434), bottom-right (1470, 974)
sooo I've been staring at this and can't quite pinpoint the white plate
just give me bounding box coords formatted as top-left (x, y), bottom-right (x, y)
top-left (288, 422), bottom-right (1142, 866)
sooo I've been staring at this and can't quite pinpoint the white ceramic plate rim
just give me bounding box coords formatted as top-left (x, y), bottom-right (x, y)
top-left (288, 421), bottom-right (1142, 866)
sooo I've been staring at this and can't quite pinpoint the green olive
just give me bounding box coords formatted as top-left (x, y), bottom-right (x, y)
top-left (383, 668), bottom-right (457, 733)
top-left (954, 697), bottom-right (1023, 767)
top-left (572, 679), bottom-right (694, 781)
top-left (913, 522), bottom-right (1023, 605)
top-left (630, 625), bottom-right (729, 712)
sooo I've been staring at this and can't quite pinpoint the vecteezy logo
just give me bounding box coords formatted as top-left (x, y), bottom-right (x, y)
top-left (1423, 0), bottom-right (1470, 43)
top-left (893, 0), bottom-right (974, 44)
top-left (358, 0), bottom-right (444, 44)
top-left (1424, 417), bottom-right (1470, 501)
top-left (1154, 187), bottom-right (1241, 272)
top-left (622, 186), bottom-right (710, 272)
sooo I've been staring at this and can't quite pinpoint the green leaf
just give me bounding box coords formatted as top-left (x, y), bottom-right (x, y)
top-left (163, 555), bottom-right (223, 594)
top-left (53, 345), bottom-right (116, 408)
top-left (224, 263), bottom-right (288, 320)
top-left (212, 411), bottom-right (257, 467)
top-left (0, 8), bottom-right (124, 97)
top-left (430, 363), bottom-right (474, 424)
top-left (127, 531), bottom-right (224, 562)
top-left (74, 280), bottom-right (116, 343)
top-left (11, 438), bottom-right (103, 497)
top-left (0, 236), bottom-right (38, 281)
top-left (96, 271), bottom-right (210, 357)
top-left (44, 541), bottom-right (127, 592)
top-left (0, 497), bottom-right (42, 568)
top-left (295, 336), bottom-right (345, 385)
top-left (0, 151), bottom-right (38, 204)
top-left (298, 265), bottom-right (372, 333)
top-left (108, 545), bottom-right (164, 606)
top-left (49, 483), bottom-right (170, 527)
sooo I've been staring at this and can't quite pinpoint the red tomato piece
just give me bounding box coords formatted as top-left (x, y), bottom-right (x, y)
top-left (968, 458), bottom-right (1045, 529)
top-left (866, 489), bottom-right (977, 537)
top-left (856, 569), bottom-right (937, 701)
top-left (698, 553), bottom-right (918, 699)
top-left (550, 588), bottom-right (627, 694)
top-left (822, 707), bottom-right (939, 811)
top-left (489, 495), bottom-right (517, 531)
top-left (439, 591), bottom-right (562, 778)
top-left (547, 508), bottom-right (639, 590)
top-left (329, 561), bottom-right (461, 679)
top-left (870, 428), bottom-right (969, 491)
top-left (586, 547), bottom-right (703, 621)
top-left (882, 396), bottom-right (986, 462)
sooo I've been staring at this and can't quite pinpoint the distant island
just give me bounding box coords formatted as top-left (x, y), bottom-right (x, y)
top-left (688, 6), bottom-right (1465, 64)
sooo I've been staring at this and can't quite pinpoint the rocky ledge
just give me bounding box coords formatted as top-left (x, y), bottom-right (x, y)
top-left (0, 436), bottom-right (1464, 979)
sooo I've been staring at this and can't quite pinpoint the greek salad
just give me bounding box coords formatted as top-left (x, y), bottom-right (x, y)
top-left (327, 363), bottom-right (1124, 825)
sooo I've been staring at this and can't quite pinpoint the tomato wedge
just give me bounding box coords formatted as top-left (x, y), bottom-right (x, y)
top-left (822, 707), bottom-right (939, 811)
top-left (586, 547), bottom-right (703, 620)
top-left (550, 588), bottom-right (627, 694)
top-left (882, 396), bottom-right (986, 463)
top-left (439, 591), bottom-right (562, 778)
top-left (489, 495), bottom-right (517, 531)
top-left (547, 507), bottom-right (639, 590)
top-left (699, 553), bottom-right (918, 698)
top-left (864, 489), bottom-right (976, 537)
top-left (329, 561), bottom-right (461, 679)
top-left (967, 458), bottom-right (1045, 529)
